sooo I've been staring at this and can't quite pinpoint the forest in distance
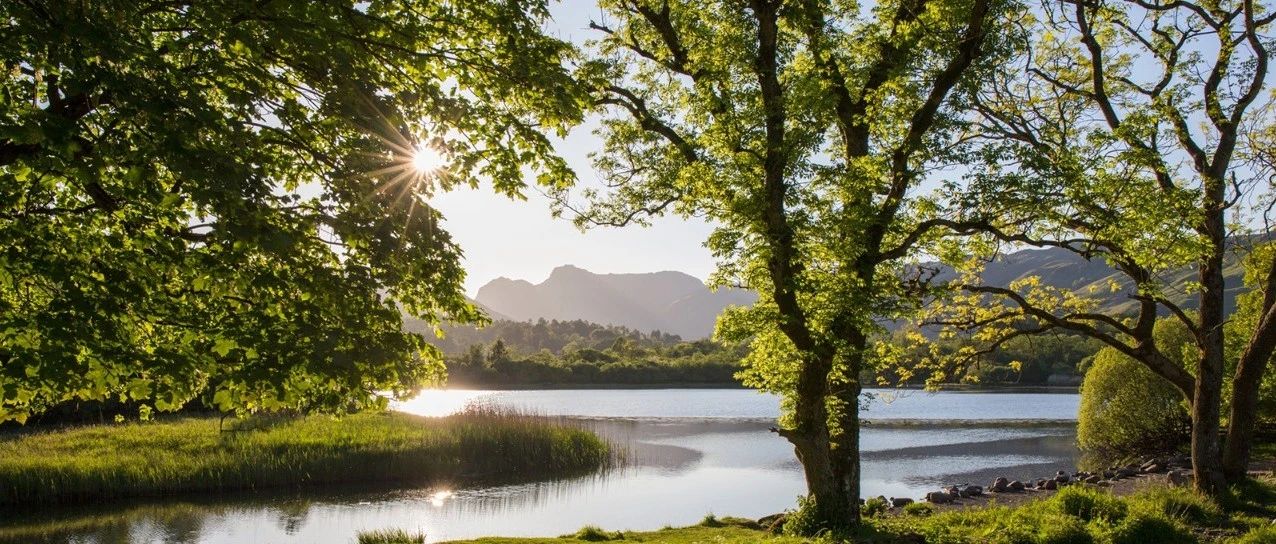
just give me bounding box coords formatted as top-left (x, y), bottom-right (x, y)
top-left (422, 317), bottom-right (1100, 388)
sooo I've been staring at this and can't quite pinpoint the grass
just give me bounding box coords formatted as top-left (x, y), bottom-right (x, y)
top-left (438, 475), bottom-right (1276, 544)
top-left (0, 408), bottom-right (609, 506)
top-left (358, 529), bottom-right (427, 544)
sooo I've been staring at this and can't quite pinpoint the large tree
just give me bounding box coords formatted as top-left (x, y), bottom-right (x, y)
top-left (925, 0), bottom-right (1274, 495)
top-left (0, 1), bottom-right (581, 421)
top-left (561, 0), bottom-right (1007, 529)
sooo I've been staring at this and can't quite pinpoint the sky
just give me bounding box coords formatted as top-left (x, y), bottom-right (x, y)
top-left (431, 3), bottom-right (718, 297)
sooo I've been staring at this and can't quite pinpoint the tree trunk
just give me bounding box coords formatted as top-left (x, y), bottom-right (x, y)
top-left (1193, 209), bottom-right (1229, 496)
top-left (1223, 342), bottom-right (1273, 479)
top-left (784, 349), bottom-right (858, 531)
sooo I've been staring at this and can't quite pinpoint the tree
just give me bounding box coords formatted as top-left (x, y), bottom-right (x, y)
top-left (1077, 320), bottom-right (1192, 456)
top-left (927, 0), bottom-right (1274, 493)
top-left (561, 0), bottom-right (1009, 529)
top-left (0, 1), bottom-right (581, 421)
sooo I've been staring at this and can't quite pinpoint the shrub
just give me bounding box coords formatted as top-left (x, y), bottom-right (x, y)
top-left (1077, 320), bottom-right (1191, 456)
top-left (903, 502), bottom-right (935, 517)
top-left (783, 495), bottom-right (823, 537)
top-left (863, 496), bottom-right (890, 518)
top-left (699, 514), bottom-right (723, 527)
top-left (1106, 514), bottom-right (1195, 544)
top-left (1052, 486), bottom-right (1128, 522)
top-left (356, 529), bottom-right (425, 544)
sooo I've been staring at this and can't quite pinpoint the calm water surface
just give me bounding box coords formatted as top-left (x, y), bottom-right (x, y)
top-left (1, 389), bottom-right (1080, 544)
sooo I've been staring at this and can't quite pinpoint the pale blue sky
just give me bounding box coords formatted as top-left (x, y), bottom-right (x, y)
top-left (432, 2), bottom-right (718, 296)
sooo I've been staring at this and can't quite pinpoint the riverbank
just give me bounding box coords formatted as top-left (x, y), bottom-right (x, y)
top-left (438, 474), bottom-right (1276, 543)
top-left (0, 409), bottom-right (609, 507)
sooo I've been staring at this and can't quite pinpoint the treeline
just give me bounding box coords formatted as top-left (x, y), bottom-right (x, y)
top-left (883, 329), bottom-right (1103, 387)
top-left (443, 336), bottom-right (747, 387)
top-left (422, 318), bottom-right (684, 356)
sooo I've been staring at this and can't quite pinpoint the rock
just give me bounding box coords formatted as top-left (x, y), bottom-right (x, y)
top-left (1144, 463), bottom-right (1166, 474)
top-left (1095, 480), bottom-right (1112, 487)
top-left (1043, 479), bottom-right (1058, 490)
top-left (1035, 479), bottom-right (1047, 489)
top-left (1140, 458), bottom-right (1165, 472)
top-left (1055, 473), bottom-right (1070, 483)
top-left (1084, 475), bottom-right (1102, 484)
top-left (1102, 470), bottom-right (1115, 479)
top-left (1008, 480), bottom-right (1026, 492)
top-left (1167, 470), bottom-right (1191, 487)
top-left (758, 513), bottom-right (787, 534)
top-left (1115, 467), bottom-right (1138, 479)
top-left (946, 486), bottom-right (963, 499)
top-left (926, 491), bottom-right (954, 504)
top-left (963, 485), bottom-right (984, 497)
top-left (891, 497), bottom-right (914, 508)
top-left (990, 477), bottom-right (1010, 492)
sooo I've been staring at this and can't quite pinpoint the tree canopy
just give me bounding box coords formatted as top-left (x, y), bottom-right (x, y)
top-left (0, 1), bottom-right (582, 422)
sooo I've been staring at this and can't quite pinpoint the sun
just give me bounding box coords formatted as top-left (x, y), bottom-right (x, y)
top-left (411, 145), bottom-right (445, 175)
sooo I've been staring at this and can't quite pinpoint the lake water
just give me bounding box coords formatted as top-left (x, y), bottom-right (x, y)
top-left (0, 389), bottom-right (1079, 544)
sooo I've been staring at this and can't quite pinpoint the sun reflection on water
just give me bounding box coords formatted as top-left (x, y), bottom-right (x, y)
top-left (391, 389), bottom-right (491, 417)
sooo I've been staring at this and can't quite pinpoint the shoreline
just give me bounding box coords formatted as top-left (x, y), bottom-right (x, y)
top-left (439, 383), bottom-right (1080, 393)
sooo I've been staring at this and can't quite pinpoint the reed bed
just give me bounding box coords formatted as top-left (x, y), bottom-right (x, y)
top-left (0, 408), bottom-right (609, 506)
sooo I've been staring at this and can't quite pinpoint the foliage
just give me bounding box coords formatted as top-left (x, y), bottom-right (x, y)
top-left (1225, 243), bottom-right (1276, 428)
top-left (421, 319), bottom-right (685, 357)
top-left (1076, 321), bottom-right (1192, 456)
top-left (0, 1), bottom-right (582, 422)
top-left (902, 502), bottom-right (935, 517)
top-left (444, 336), bottom-right (745, 386)
top-left (882, 327), bottom-right (1100, 386)
top-left (0, 409), bottom-right (608, 506)
top-left (862, 497), bottom-right (890, 518)
top-left (356, 529), bottom-right (426, 544)
top-left (564, 0), bottom-right (1019, 527)
top-left (1233, 526), bottom-right (1276, 544)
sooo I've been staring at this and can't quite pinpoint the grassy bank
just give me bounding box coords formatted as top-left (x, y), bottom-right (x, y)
top-left (0, 408), bottom-right (609, 506)
top-left (439, 476), bottom-right (1276, 543)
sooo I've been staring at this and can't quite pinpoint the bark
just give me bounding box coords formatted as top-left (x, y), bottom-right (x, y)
top-left (1223, 253), bottom-right (1276, 479)
top-left (1193, 193), bottom-right (1229, 496)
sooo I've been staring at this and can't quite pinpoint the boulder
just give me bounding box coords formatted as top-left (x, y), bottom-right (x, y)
top-left (1084, 475), bottom-right (1102, 484)
top-left (990, 477), bottom-right (1010, 492)
top-left (891, 497), bottom-right (914, 508)
top-left (1035, 479), bottom-right (1047, 489)
top-left (1008, 480), bottom-right (1026, 492)
top-left (1054, 473), bottom-right (1070, 483)
top-left (1095, 480), bottom-right (1112, 487)
top-left (1102, 470), bottom-right (1115, 479)
top-left (1115, 467), bottom-right (1138, 479)
top-left (946, 486), bottom-right (963, 499)
top-left (963, 485), bottom-right (984, 497)
top-left (1043, 479), bottom-right (1058, 490)
top-left (926, 491), bottom-right (954, 504)
top-left (758, 513), bottom-right (787, 534)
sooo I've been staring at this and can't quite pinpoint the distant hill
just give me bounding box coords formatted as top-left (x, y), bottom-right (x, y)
top-left (463, 247), bottom-right (1250, 341)
top-left (971, 246), bottom-right (1247, 316)
top-left (474, 265), bottom-right (756, 339)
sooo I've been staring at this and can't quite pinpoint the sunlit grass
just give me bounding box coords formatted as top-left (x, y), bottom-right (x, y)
top-left (0, 408), bottom-right (608, 506)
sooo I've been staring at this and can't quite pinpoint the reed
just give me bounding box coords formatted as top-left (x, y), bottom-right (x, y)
top-left (0, 408), bottom-right (608, 506)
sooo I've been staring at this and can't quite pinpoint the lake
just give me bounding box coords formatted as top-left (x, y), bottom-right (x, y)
top-left (0, 388), bottom-right (1079, 544)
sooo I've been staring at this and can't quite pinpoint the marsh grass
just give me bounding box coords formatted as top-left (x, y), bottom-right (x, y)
top-left (0, 408), bottom-right (609, 506)
top-left (357, 529), bottom-right (427, 544)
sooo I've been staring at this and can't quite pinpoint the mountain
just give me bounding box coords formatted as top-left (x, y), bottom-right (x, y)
top-left (474, 265), bottom-right (756, 339)
top-left (969, 246), bottom-right (1247, 316)
top-left (470, 247), bottom-right (1252, 341)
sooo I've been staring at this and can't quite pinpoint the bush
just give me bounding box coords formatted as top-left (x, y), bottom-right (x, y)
top-left (1052, 486), bottom-right (1128, 522)
top-left (783, 495), bottom-right (823, 537)
top-left (1106, 514), bottom-right (1195, 544)
top-left (1077, 320), bottom-right (1191, 456)
top-left (903, 502), bottom-right (935, 517)
top-left (863, 496), bottom-right (890, 518)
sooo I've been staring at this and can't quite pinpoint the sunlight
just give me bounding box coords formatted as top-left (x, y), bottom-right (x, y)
top-left (411, 145), bottom-right (445, 176)
top-left (392, 389), bottom-right (489, 417)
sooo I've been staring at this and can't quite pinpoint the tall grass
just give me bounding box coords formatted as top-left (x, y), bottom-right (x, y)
top-left (0, 408), bottom-right (609, 506)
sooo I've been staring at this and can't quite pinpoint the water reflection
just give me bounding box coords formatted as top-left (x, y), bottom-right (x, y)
top-left (2, 389), bottom-right (1081, 543)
